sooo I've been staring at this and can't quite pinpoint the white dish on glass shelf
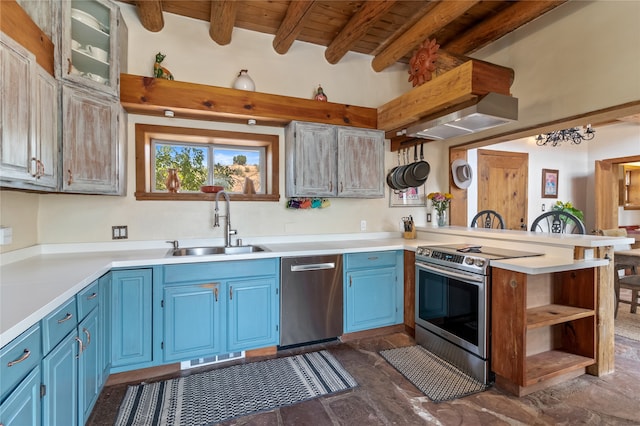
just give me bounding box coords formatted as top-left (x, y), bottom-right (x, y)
top-left (71, 8), bottom-right (102, 31)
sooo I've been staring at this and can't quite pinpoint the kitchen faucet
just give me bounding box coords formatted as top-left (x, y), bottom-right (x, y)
top-left (214, 190), bottom-right (237, 247)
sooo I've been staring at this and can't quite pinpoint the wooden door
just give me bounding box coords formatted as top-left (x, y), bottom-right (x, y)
top-left (478, 149), bottom-right (529, 230)
top-left (595, 160), bottom-right (617, 232)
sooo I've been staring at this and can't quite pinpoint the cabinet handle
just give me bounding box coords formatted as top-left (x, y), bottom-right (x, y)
top-left (58, 312), bottom-right (73, 324)
top-left (349, 276), bottom-right (352, 287)
top-left (67, 57), bottom-right (72, 75)
top-left (87, 292), bottom-right (98, 300)
top-left (37, 160), bottom-right (45, 178)
top-left (83, 327), bottom-right (91, 346)
top-left (30, 157), bottom-right (38, 177)
top-left (75, 336), bottom-right (84, 358)
top-left (329, 181), bottom-right (333, 192)
top-left (214, 286), bottom-right (219, 302)
top-left (67, 169), bottom-right (73, 185)
top-left (340, 182), bottom-right (343, 192)
top-left (230, 286), bottom-right (233, 300)
top-left (7, 349), bottom-right (30, 367)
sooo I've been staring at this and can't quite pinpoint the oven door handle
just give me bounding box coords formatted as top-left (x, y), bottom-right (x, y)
top-left (416, 262), bottom-right (484, 284)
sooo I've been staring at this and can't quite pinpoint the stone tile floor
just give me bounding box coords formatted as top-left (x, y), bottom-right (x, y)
top-left (88, 332), bottom-right (640, 425)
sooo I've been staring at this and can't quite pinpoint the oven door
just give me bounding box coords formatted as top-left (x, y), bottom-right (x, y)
top-left (415, 260), bottom-right (488, 358)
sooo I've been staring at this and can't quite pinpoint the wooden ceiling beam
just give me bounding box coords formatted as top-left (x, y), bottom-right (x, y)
top-left (324, 0), bottom-right (397, 64)
top-left (209, 1), bottom-right (237, 45)
top-left (272, 0), bottom-right (317, 55)
top-left (371, 0), bottom-right (480, 72)
top-left (445, 0), bottom-right (567, 55)
top-left (135, 0), bottom-right (164, 32)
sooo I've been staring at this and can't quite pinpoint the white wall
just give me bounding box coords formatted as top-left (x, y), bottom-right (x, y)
top-left (2, 0), bottom-right (639, 250)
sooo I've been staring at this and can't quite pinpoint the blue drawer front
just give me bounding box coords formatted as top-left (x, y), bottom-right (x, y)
top-left (42, 298), bottom-right (78, 354)
top-left (345, 251), bottom-right (398, 270)
top-left (77, 280), bottom-right (99, 320)
top-left (164, 258), bottom-right (279, 284)
top-left (0, 324), bottom-right (42, 401)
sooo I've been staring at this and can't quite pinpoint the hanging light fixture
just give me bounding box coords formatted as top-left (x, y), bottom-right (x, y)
top-left (535, 125), bottom-right (595, 146)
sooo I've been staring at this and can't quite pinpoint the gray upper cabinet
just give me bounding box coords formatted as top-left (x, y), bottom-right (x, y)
top-left (0, 33), bottom-right (58, 190)
top-left (62, 84), bottom-right (124, 195)
top-left (60, 0), bottom-right (128, 97)
top-left (285, 121), bottom-right (385, 198)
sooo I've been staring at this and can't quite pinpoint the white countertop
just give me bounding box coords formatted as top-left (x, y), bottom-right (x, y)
top-left (1, 228), bottom-right (626, 347)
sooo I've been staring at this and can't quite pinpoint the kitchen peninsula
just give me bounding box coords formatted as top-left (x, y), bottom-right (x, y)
top-left (0, 228), bottom-right (630, 406)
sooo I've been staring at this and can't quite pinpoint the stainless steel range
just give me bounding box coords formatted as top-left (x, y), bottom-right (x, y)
top-left (415, 244), bottom-right (542, 384)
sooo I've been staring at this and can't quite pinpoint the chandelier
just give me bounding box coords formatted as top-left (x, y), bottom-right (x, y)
top-left (535, 125), bottom-right (596, 147)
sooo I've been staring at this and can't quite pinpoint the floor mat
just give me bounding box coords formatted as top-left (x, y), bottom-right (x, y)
top-left (114, 350), bottom-right (357, 426)
top-left (380, 345), bottom-right (487, 403)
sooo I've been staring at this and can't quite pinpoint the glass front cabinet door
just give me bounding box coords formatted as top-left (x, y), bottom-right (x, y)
top-left (60, 0), bottom-right (127, 96)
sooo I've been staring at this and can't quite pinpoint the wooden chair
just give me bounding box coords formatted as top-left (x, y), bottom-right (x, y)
top-left (470, 210), bottom-right (505, 229)
top-left (530, 211), bottom-right (586, 234)
top-left (599, 228), bottom-right (640, 318)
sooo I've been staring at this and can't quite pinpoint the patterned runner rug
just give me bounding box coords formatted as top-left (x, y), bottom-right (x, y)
top-left (380, 345), bottom-right (487, 403)
top-left (115, 350), bottom-right (357, 426)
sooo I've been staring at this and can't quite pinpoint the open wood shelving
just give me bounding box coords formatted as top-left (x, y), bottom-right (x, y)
top-left (491, 268), bottom-right (597, 396)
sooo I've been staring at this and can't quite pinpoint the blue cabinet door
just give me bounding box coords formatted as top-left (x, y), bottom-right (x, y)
top-left (0, 366), bottom-right (41, 426)
top-left (98, 273), bottom-right (111, 385)
top-left (110, 269), bottom-right (152, 369)
top-left (227, 277), bottom-right (279, 351)
top-left (42, 332), bottom-right (78, 426)
top-left (78, 308), bottom-right (100, 424)
top-left (163, 283), bottom-right (223, 362)
top-left (345, 266), bottom-right (398, 333)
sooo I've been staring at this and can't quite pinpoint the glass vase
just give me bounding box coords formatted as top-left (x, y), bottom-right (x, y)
top-left (166, 168), bottom-right (181, 193)
top-left (437, 210), bottom-right (447, 227)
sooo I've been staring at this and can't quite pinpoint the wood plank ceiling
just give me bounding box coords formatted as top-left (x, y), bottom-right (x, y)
top-left (119, 0), bottom-right (567, 73)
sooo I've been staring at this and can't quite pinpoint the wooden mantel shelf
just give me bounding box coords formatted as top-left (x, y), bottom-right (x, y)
top-left (119, 74), bottom-right (378, 129)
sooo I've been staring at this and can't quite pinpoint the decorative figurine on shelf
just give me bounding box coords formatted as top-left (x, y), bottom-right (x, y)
top-left (154, 52), bottom-right (174, 80)
top-left (408, 38), bottom-right (439, 87)
top-left (314, 84), bottom-right (327, 101)
top-left (233, 69), bottom-right (256, 91)
top-left (165, 168), bottom-right (180, 193)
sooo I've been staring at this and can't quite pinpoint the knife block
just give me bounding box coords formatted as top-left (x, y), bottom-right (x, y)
top-left (403, 226), bottom-right (416, 239)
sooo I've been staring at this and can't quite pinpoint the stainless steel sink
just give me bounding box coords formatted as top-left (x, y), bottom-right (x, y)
top-left (168, 245), bottom-right (267, 257)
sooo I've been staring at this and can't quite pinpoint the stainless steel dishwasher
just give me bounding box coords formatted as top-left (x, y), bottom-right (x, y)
top-left (280, 255), bottom-right (343, 348)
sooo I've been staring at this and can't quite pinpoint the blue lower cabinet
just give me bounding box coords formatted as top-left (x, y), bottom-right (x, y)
top-left (78, 308), bottom-right (101, 424)
top-left (42, 331), bottom-right (79, 426)
top-left (163, 284), bottom-right (223, 362)
top-left (344, 251), bottom-right (404, 333)
top-left (110, 269), bottom-right (153, 370)
top-left (227, 277), bottom-right (279, 351)
top-left (98, 273), bottom-right (112, 385)
top-left (162, 259), bottom-right (280, 363)
top-left (0, 365), bottom-right (41, 426)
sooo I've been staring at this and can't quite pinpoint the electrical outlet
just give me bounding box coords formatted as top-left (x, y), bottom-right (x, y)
top-left (112, 225), bottom-right (128, 240)
top-left (0, 226), bottom-right (13, 245)
top-left (541, 204), bottom-right (546, 212)
top-left (427, 213), bottom-right (432, 223)
top-left (360, 220), bottom-right (367, 232)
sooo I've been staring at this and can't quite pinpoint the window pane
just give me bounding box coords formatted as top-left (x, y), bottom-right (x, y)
top-left (213, 146), bottom-right (264, 193)
top-left (153, 142), bottom-right (209, 192)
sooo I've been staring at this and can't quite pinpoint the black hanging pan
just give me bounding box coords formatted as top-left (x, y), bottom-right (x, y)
top-left (410, 143), bottom-right (430, 184)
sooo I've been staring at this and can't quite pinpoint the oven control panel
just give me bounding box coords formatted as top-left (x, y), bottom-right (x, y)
top-left (416, 246), bottom-right (487, 272)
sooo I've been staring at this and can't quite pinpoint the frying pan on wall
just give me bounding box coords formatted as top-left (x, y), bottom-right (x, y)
top-left (405, 144), bottom-right (430, 186)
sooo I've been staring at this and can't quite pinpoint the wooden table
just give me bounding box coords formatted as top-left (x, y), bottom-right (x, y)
top-left (615, 248), bottom-right (640, 267)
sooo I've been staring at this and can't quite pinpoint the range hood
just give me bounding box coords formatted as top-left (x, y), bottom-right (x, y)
top-left (405, 92), bottom-right (518, 140)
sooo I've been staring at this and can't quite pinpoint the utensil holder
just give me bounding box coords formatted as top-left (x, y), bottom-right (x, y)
top-left (403, 226), bottom-right (416, 239)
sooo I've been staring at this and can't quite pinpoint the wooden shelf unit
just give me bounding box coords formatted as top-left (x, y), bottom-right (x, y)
top-left (491, 267), bottom-right (597, 396)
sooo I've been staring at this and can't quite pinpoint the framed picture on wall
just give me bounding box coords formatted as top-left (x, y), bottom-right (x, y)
top-left (389, 186), bottom-right (426, 207)
top-left (541, 168), bottom-right (559, 198)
